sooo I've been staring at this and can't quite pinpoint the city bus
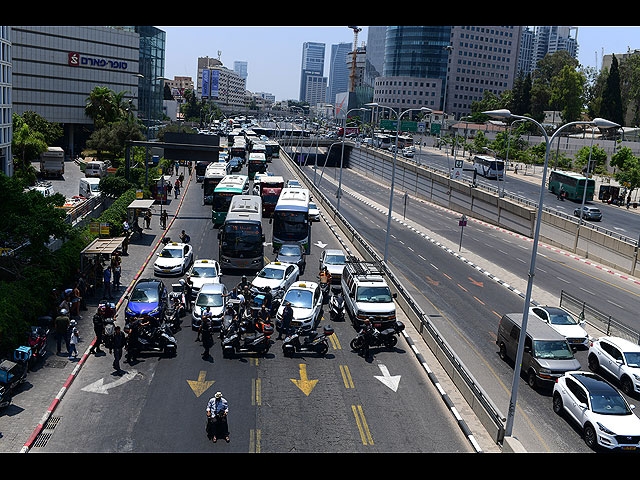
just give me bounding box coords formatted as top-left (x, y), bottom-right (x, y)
top-left (373, 134), bottom-right (393, 150)
top-left (397, 135), bottom-right (413, 149)
top-left (195, 160), bottom-right (212, 182)
top-left (211, 175), bottom-right (250, 225)
top-left (231, 141), bottom-right (247, 163)
top-left (265, 140), bottom-right (280, 160)
top-left (272, 187), bottom-right (311, 254)
top-left (473, 155), bottom-right (505, 180)
top-left (259, 175), bottom-right (285, 217)
top-left (218, 195), bottom-right (264, 271)
top-left (203, 163), bottom-right (230, 205)
top-left (548, 170), bottom-right (595, 201)
top-left (248, 152), bottom-right (267, 180)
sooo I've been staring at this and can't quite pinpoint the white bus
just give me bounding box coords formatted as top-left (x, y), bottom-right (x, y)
top-left (212, 174), bottom-right (250, 225)
top-left (218, 195), bottom-right (264, 271)
top-left (373, 134), bottom-right (393, 150)
top-left (473, 155), bottom-right (504, 180)
top-left (203, 162), bottom-right (230, 205)
top-left (272, 187), bottom-right (311, 254)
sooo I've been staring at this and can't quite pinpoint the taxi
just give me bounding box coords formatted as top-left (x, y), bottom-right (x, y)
top-left (251, 261), bottom-right (299, 298)
top-left (153, 242), bottom-right (194, 276)
top-left (186, 259), bottom-right (221, 301)
top-left (276, 281), bottom-right (323, 332)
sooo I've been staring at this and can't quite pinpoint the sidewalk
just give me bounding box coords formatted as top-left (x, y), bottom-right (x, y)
top-left (0, 166), bottom-right (193, 453)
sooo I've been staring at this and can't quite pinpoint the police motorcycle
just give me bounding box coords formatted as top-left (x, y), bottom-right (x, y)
top-left (282, 325), bottom-right (334, 357)
top-left (219, 300), bottom-right (241, 341)
top-left (221, 316), bottom-right (272, 358)
top-left (350, 319), bottom-right (405, 353)
top-left (328, 286), bottom-right (345, 322)
top-left (0, 347), bottom-right (31, 408)
top-left (167, 282), bottom-right (187, 332)
top-left (126, 314), bottom-right (177, 358)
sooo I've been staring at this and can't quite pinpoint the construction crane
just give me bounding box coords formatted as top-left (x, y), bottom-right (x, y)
top-left (348, 26), bottom-right (362, 92)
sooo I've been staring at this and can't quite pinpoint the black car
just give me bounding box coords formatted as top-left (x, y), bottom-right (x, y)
top-left (229, 157), bottom-right (242, 172)
top-left (125, 278), bottom-right (168, 322)
top-left (275, 243), bottom-right (306, 274)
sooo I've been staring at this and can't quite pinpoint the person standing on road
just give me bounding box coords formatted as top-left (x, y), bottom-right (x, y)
top-left (277, 301), bottom-right (293, 340)
top-left (199, 315), bottom-right (214, 359)
top-left (112, 325), bottom-right (126, 373)
top-left (206, 391), bottom-right (230, 443)
top-left (160, 209), bottom-right (168, 229)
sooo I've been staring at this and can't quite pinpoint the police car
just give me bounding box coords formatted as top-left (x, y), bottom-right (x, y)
top-left (250, 261), bottom-right (299, 298)
top-left (276, 281), bottom-right (323, 332)
top-left (186, 259), bottom-right (221, 300)
top-left (153, 242), bottom-right (194, 276)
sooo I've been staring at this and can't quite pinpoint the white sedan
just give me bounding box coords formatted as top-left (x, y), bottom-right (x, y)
top-left (276, 281), bottom-right (323, 332)
top-left (529, 306), bottom-right (589, 349)
top-left (186, 259), bottom-right (221, 300)
top-left (153, 242), bottom-right (194, 276)
top-left (308, 202), bottom-right (320, 222)
top-left (553, 371), bottom-right (640, 451)
top-left (251, 262), bottom-right (299, 299)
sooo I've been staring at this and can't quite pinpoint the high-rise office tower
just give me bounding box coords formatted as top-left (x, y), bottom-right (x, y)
top-left (299, 42), bottom-right (325, 103)
top-left (234, 61), bottom-right (248, 81)
top-left (327, 42), bottom-right (351, 105)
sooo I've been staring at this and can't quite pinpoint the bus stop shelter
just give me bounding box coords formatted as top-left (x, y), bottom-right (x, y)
top-left (80, 237), bottom-right (126, 292)
top-left (126, 199), bottom-right (156, 235)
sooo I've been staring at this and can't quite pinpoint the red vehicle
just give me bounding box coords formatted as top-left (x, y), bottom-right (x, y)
top-left (260, 176), bottom-right (284, 217)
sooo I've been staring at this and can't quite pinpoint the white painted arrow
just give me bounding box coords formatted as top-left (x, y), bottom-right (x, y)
top-left (315, 241), bottom-right (327, 248)
top-left (374, 364), bottom-right (401, 392)
top-left (81, 371), bottom-right (138, 395)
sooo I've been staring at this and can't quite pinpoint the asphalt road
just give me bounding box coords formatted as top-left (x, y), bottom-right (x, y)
top-left (30, 154), bottom-right (473, 453)
top-left (303, 162), bottom-right (640, 453)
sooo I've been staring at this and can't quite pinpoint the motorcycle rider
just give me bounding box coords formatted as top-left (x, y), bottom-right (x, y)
top-left (206, 391), bottom-right (230, 443)
top-left (359, 317), bottom-right (377, 358)
top-left (196, 307), bottom-right (213, 342)
top-left (237, 275), bottom-right (250, 293)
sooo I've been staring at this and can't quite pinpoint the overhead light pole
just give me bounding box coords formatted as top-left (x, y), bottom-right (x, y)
top-left (365, 103), bottom-right (432, 262)
top-left (482, 109), bottom-right (619, 438)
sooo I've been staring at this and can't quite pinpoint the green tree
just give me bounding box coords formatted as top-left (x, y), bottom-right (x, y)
top-left (11, 117), bottom-right (48, 184)
top-left (550, 66), bottom-right (585, 123)
top-left (85, 86), bottom-right (120, 128)
top-left (619, 54), bottom-right (640, 126)
top-left (611, 146), bottom-right (640, 194)
top-left (600, 55), bottom-right (624, 127)
top-left (20, 111), bottom-right (63, 145)
top-left (574, 144), bottom-right (608, 175)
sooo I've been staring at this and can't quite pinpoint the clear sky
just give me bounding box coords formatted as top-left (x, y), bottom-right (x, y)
top-left (158, 26), bottom-right (640, 102)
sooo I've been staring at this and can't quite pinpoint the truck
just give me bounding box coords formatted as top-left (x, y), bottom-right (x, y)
top-left (40, 147), bottom-right (65, 177)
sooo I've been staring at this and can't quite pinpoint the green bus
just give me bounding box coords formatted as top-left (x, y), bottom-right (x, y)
top-left (248, 152), bottom-right (267, 180)
top-left (211, 175), bottom-right (250, 225)
top-left (548, 170), bottom-right (595, 201)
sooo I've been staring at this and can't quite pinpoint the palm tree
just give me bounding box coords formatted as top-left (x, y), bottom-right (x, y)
top-left (85, 86), bottom-right (118, 128)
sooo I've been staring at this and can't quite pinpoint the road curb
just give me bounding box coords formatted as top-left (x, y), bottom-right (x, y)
top-left (20, 171), bottom-right (193, 453)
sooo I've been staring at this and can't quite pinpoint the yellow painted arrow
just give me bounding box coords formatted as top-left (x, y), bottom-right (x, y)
top-left (187, 370), bottom-right (215, 397)
top-left (291, 363), bottom-right (318, 396)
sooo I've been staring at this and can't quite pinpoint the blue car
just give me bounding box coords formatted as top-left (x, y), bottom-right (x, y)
top-left (125, 278), bottom-right (168, 322)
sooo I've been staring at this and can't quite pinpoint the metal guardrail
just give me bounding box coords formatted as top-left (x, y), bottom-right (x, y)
top-left (559, 290), bottom-right (640, 344)
top-left (281, 146), bottom-right (506, 444)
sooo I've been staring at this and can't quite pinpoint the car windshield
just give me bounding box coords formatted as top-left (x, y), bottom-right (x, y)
top-left (533, 340), bottom-right (575, 360)
top-left (190, 266), bottom-right (217, 278)
top-left (196, 293), bottom-right (223, 307)
top-left (325, 254), bottom-right (345, 265)
top-left (284, 289), bottom-right (313, 309)
top-left (258, 267), bottom-right (284, 280)
top-left (549, 312), bottom-right (579, 326)
top-left (130, 285), bottom-right (159, 303)
top-left (624, 352), bottom-right (640, 368)
top-left (310, 203), bottom-right (318, 210)
top-left (279, 245), bottom-right (301, 256)
top-left (589, 392), bottom-right (632, 415)
top-left (160, 247), bottom-right (182, 258)
top-left (356, 286), bottom-right (392, 303)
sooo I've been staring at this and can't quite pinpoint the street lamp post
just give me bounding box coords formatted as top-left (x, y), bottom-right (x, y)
top-left (366, 103), bottom-right (432, 262)
top-left (482, 109), bottom-right (619, 438)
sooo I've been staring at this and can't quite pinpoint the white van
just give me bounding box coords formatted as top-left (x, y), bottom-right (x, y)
top-left (79, 178), bottom-right (101, 198)
top-left (85, 161), bottom-right (107, 178)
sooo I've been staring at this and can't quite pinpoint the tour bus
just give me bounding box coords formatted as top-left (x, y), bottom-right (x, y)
top-left (211, 175), bottom-right (250, 225)
top-left (373, 134), bottom-right (393, 150)
top-left (248, 152), bottom-right (267, 180)
top-left (548, 170), bottom-right (595, 201)
top-left (272, 187), bottom-right (311, 254)
top-left (473, 155), bottom-right (505, 180)
top-left (218, 195), bottom-right (264, 271)
top-left (259, 175), bottom-right (285, 217)
top-left (203, 163), bottom-right (230, 205)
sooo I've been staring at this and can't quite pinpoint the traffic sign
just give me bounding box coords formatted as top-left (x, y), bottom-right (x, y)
top-left (452, 159), bottom-right (464, 179)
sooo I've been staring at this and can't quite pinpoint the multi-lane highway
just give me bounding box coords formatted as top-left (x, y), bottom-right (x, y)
top-left (301, 154), bottom-right (640, 452)
top-left (31, 146), bottom-right (474, 453)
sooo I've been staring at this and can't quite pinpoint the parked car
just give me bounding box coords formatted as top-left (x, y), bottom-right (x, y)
top-left (528, 306), bottom-right (589, 349)
top-left (573, 206), bottom-right (602, 221)
top-left (153, 242), bottom-right (194, 276)
top-left (552, 371), bottom-right (640, 451)
top-left (125, 278), bottom-right (168, 322)
top-left (588, 336), bottom-right (640, 396)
